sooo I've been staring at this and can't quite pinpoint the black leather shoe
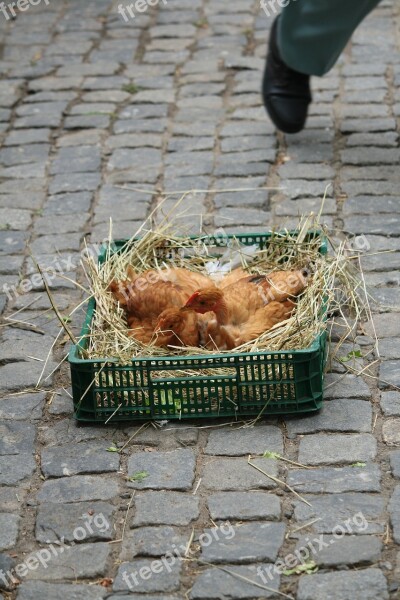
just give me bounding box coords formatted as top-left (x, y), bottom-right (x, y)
top-left (262, 17), bottom-right (311, 134)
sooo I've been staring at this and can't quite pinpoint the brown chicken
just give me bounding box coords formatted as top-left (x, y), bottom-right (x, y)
top-left (153, 307), bottom-right (201, 348)
top-left (204, 300), bottom-right (295, 350)
top-left (125, 267), bottom-right (212, 296)
top-left (126, 315), bottom-right (157, 344)
top-left (184, 269), bottom-right (308, 327)
top-left (108, 267), bottom-right (214, 319)
top-left (211, 267), bottom-right (249, 289)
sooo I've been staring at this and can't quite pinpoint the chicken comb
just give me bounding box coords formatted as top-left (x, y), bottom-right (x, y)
top-left (186, 290), bottom-right (200, 304)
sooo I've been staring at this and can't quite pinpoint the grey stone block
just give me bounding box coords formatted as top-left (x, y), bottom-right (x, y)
top-left (41, 441), bottom-right (120, 477)
top-left (344, 215), bottom-right (400, 236)
top-left (37, 475), bottom-right (119, 503)
top-left (324, 374), bottom-right (371, 399)
top-left (34, 213), bottom-right (89, 235)
top-left (205, 425), bottom-right (283, 456)
top-left (0, 392), bottom-right (45, 421)
top-left (0, 514), bottom-right (19, 550)
top-left (107, 148), bottom-right (162, 172)
top-left (40, 418), bottom-right (113, 448)
top-left (127, 449), bottom-right (195, 491)
top-left (294, 493), bottom-right (385, 534)
top-left (0, 231), bottom-right (29, 254)
top-left (0, 207), bottom-right (32, 230)
top-left (298, 434), bottom-right (377, 466)
top-left (0, 454), bottom-right (36, 485)
top-left (215, 207), bottom-right (271, 227)
top-left (286, 399), bottom-right (372, 435)
top-left (0, 551), bottom-right (15, 590)
top-left (202, 457), bottom-right (278, 490)
top-left (343, 196), bottom-right (400, 215)
top-left (341, 118), bottom-right (395, 133)
top-left (207, 492), bottom-right (281, 521)
top-left (364, 314), bottom-right (400, 338)
top-left (0, 421), bottom-right (35, 455)
top-left (382, 419), bottom-right (400, 444)
top-left (49, 173), bottom-right (101, 194)
top-left (379, 340), bottom-right (400, 361)
top-left (390, 451), bottom-right (400, 479)
top-left (299, 569), bottom-right (388, 599)
top-left (201, 521), bottom-right (285, 563)
top-left (113, 560), bottom-right (181, 594)
top-left (132, 491), bottom-right (199, 526)
top-left (122, 526), bottom-right (189, 559)
top-left (25, 542), bottom-right (111, 581)
top-left (4, 128), bottom-right (51, 146)
top-left (190, 563), bottom-right (280, 599)
top-left (287, 464), bottom-right (381, 493)
top-left (16, 582), bottom-right (107, 600)
top-left (36, 502), bottom-right (116, 543)
top-left (295, 534), bottom-right (382, 567)
top-left (0, 144), bottom-right (50, 166)
top-left (48, 388), bottom-right (74, 415)
top-left (380, 361), bottom-right (400, 389)
top-left (50, 146), bottom-right (101, 174)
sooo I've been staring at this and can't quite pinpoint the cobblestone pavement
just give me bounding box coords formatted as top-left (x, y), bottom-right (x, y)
top-left (0, 0), bottom-right (400, 598)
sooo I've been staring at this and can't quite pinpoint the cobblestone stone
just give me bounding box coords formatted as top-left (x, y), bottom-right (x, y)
top-left (202, 457), bottom-right (278, 490)
top-left (382, 419), bottom-right (400, 445)
top-left (122, 526), bottom-right (189, 559)
top-left (324, 374), bottom-right (371, 399)
top-left (0, 454), bottom-right (36, 485)
top-left (205, 425), bottom-right (283, 456)
top-left (295, 534), bottom-right (382, 567)
top-left (25, 542), bottom-right (111, 581)
top-left (287, 464), bottom-right (381, 493)
top-left (380, 360), bottom-right (400, 389)
top-left (16, 582), bottom-right (107, 600)
top-left (299, 434), bottom-right (377, 465)
top-left (0, 513), bottom-right (19, 550)
top-left (297, 569), bottom-right (388, 600)
top-left (390, 451), bottom-right (400, 479)
top-left (294, 493), bottom-right (385, 534)
top-left (190, 564), bottom-right (280, 599)
top-left (286, 399), bottom-right (372, 436)
top-left (36, 501), bottom-right (116, 543)
top-left (37, 475), bottom-right (119, 504)
top-left (113, 560), bottom-right (181, 594)
top-left (127, 449), bottom-right (195, 490)
top-left (132, 492), bottom-right (199, 526)
top-left (207, 492), bottom-right (281, 521)
top-left (41, 441), bottom-right (120, 477)
top-left (201, 521), bottom-right (285, 563)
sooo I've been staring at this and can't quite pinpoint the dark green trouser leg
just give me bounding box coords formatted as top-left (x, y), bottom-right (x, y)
top-left (278, 0), bottom-right (382, 76)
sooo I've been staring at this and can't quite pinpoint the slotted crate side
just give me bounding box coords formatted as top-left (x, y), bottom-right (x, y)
top-left (71, 338), bottom-right (325, 422)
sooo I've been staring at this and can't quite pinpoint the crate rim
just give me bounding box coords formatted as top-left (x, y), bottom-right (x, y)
top-left (97, 229), bottom-right (328, 263)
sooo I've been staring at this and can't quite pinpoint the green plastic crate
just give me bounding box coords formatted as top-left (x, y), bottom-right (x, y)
top-left (69, 231), bottom-right (328, 422)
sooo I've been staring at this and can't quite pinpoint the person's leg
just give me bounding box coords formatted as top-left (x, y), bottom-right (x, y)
top-left (279, 0), bottom-right (383, 77)
top-left (262, 0), bottom-right (382, 133)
